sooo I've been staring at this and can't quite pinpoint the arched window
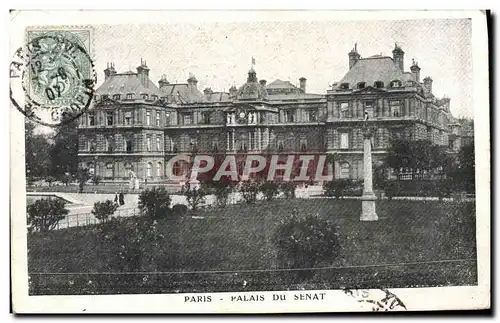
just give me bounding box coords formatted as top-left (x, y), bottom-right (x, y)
top-left (374, 81), bottom-right (384, 88)
top-left (339, 162), bottom-right (350, 179)
top-left (105, 163), bottom-right (113, 179)
top-left (113, 94), bottom-right (121, 100)
top-left (147, 162), bottom-right (153, 177)
top-left (156, 162), bottom-right (162, 177)
top-left (390, 80), bottom-right (402, 88)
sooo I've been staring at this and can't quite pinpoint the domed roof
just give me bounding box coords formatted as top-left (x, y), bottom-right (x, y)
top-left (236, 69), bottom-right (267, 100)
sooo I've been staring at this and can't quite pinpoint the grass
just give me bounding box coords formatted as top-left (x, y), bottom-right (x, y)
top-left (27, 198), bottom-right (477, 295)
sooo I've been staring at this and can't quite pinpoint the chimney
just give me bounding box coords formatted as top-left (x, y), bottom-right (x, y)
top-left (423, 76), bottom-right (433, 94)
top-left (299, 77), bottom-right (307, 92)
top-left (187, 73), bottom-right (198, 90)
top-left (158, 74), bottom-right (170, 88)
top-left (410, 59), bottom-right (421, 83)
top-left (392, 43), bottom-right (405, 71)
top-left (259, 79), bottom-right (267, 87)
top-left (348, 43), bottom-right (361, 69)
top-left (104, 62), bottom-right (116, 81)
top-left (203, 87), bottom-right (213, 101)
top-left (136, 58), bottom-right (150, 87)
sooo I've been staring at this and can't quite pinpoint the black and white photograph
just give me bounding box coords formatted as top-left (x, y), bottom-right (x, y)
top-left (9, 10), bottom-right (490, 313)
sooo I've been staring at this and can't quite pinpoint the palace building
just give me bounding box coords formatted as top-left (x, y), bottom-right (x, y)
top-left (77, 44), bottom-right (458, 184)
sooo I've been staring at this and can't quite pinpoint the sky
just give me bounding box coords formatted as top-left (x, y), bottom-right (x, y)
top-left (34, 17), bottom-right (473, 134)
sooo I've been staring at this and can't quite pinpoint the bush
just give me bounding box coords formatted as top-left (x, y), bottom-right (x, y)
top-left (323, 179), bottom-right (352, 198)
top-left (259, 181), bottom-right (280, 201)
top-left (383, 181), bottom-right (399, 200)
top-left (184, 186), bottom-right (209, 211)
top-left (91, 200), bottom-right (118, 223)
top-left (280, 182), bottom-right (296, 199)
top-left (275, 212), bottom-right (340, 282)
top-left (204, 179), bottom-right (234, 208)
top-left (138, 187), bottom-right (172, 218)
top-left (240, 181), bottom-right (260, 204)
top-left (92, 176), bottom-right (101, 186)
top-left (172, 204), bottom-right (189, 217)
top-left (27, 198), bottom-right (69, 232)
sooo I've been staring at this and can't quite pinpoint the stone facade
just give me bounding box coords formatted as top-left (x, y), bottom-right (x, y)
top-left (78, 46), bottom-right (459, 183)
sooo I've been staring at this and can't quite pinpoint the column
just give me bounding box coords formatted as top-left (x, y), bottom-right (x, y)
top-left (361, 128), bottom-right (378, 221)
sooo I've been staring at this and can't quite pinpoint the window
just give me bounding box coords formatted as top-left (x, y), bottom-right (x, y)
top-left (105, 163), bottom-right (113, 179)
top-left (285, 110), bottom-right (295, 123)
top-left (340, 102), bottom-right (349, 118)
top-left (340, 83), bottom-right (349, 89)
top-left (104, 137), bottom-right (112, 152)
top-left (212, 140), bottom-right (219, 152)
top-left (190, 140), bottom-right (198, 152)
top-left (156, 136), bottom-right (161, 151)
top-left (300, 140), bottom-right (307, 152)
top-left (124, 111), bottom-right (132, 125)
top-left (102, 94), bottom-right (109, 100)
top-left (201, 112), bottom-right (211, 124)
top-left (147, 137), bottom-right (151, 151)
top-left (183, 113), bottom-right (193, 125)
top-left (156, 112), bottom-right (160, 126)
top-left (146, 110), bottom-right (151, 126)
top-left (113, 94), bottom-right (120, 100)
top-left (165, 112), bottom-right (171, 125)
top-left (106, 111), bottom-right (114, 125)
top-left (390, 80), bottom-right (402, 88)
top-left (278, 140), bottom-right (284, 152)
top-left (364, 101), bottom-right (374, 119)
top-left (125, 138), bottom-right (132, 153)
top-left (94, 95), bottom-right (99, 102)
top-left (390, 100), bottom-right (401, 117)
top-left (308, 109), bottom-right (317, 122)
top-left (374, 81), bottom-right (384, 88)
top-left (126, 93), bottom-right (133, 100)
top-left (88, 112), bottom-right (95, 126)
top-left (156, 162), bottom-right (162, 177)
top-left (89, 139), bottom-right (97, 152)
top-left (357, 82), bottom-right (366, 89)
top-left (142, 94), bottom-right (149, 100)
top-left (147, 162), bottom-right (152, 177)
top-left (339, 162), bottom-right (350, 179)
top-left (152, 95), bottom-right (158, 101)
top-left (340, 132), bottom-right (349, 149)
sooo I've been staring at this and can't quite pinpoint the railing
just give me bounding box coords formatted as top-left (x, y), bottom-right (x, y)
top-left (53, 207), bottom-right (141, 230)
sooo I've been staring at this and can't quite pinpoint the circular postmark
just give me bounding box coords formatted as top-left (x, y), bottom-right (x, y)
top-left (10, 32), bottom-right (96, 127)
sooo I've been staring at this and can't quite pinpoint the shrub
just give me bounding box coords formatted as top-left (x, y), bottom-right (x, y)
top-left (92, 176), bottom-right (101, 186)
top-left (280, 182), bottom-right (296, 199)
top-left (138, 187), bottom-right (172, 218)
top-left (205, 179), bottom-right (234, 208)
top-left (172, 204), bottom-right (189, 217)
top-left (184, 186), bottom-right (209, 211)
top-left (323, 179), bottom-right (352, 198)
top-left (91, 200), bottom-right (118, 223)
top-left (275, 212), bottom-right (340, 282)
top-left (383, 181), bottom-right (399, 200)
top-left (27, 198), bottom-right (69, 232)
top-left (259, 181), bottom-right (280, 201)
top-left (240, 181), bottom-right (260, 204)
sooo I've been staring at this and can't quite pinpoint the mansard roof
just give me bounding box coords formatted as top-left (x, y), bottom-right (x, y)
top-left (159, 83), bottom-right (204, 104)
top-left (337, 56), bottom-right (407, 89)
top-left (266, 79), bottom-right (298, 90)
top-left (96, 72), bottom-right (162, 96)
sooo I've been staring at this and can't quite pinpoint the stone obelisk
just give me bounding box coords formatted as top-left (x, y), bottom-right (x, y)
top-left (360, 126), bottom-right (378, 221)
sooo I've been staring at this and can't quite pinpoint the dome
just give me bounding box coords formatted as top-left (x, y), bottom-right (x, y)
top-left (236, 69), bottom-right (267, 100)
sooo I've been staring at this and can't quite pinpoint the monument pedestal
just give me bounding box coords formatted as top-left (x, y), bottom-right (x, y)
top-left (361, 193), bottom-right (378, 221)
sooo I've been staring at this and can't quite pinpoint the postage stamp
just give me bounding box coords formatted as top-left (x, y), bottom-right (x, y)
top-left (10, 27), bottom-right (96, 127)
top-left (9, 10), bottom-right (490, 314)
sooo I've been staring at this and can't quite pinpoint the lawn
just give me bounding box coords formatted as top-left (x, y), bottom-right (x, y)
top-left (27, 198), bottom-right (477, 295)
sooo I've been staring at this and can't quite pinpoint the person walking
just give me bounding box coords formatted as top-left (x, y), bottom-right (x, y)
top-left (119, 192), bottom-right (125, 206)
top-left (114, 192), bottom-right (119, 206)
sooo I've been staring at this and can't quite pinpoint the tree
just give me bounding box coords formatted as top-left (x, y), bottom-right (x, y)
top-left (138, 187), bottom-right (172, 218)
top-left (27, 198), bottom-right (69, 232)
top-left (452, 142), bottom-right (475, 193)
top-left (259, 181), bottom-right (280, 201)
top-left (77, 168), bottom-right (91, 193)
top-left (50, 113), bottom-right (79, 177)
top-left (91, 200), bottom-right (118, 223)
top-left (385, 139), bottom-right (451, 178)
top-left (25, 120), bottom-right (52, 179)
top-left (184, 186), bottom-right (209, 211)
